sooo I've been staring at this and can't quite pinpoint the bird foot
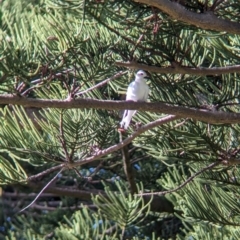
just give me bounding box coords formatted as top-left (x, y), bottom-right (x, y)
top-left (118, 127), bottom-right (126, 133)
top-left (135, 122), bottom-right (143, 130)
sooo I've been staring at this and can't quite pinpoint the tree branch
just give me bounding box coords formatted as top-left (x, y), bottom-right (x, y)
top-left (1, 95), bottom-right (240, 124)
top-left (116, 61), bottom-right (240, 76)
top-left (17, 115), bottom-right (179, 214)
top-left (27, 164), bottom-right (64, 181)
top-left (68, 115), bottom-right (179, 168)
top-left (27, 115), bottom-right (178, 182)
top-left (137, 161), bottom-right (220, 196)
top-left (25, 182), bottom-right (175, 213)
top-left (119, 132), bottom-right (138, 195)
top-left (134, 0), bottom-right (240, 35)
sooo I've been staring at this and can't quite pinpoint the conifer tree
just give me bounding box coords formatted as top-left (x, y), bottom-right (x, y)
top-left (1, 0), bottom-right (240, 239)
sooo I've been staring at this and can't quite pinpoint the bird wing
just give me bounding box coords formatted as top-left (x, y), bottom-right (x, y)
top-left (143, 84), bottom-right (149, 102)
top-left (126, 82), bottom-right (137, 101)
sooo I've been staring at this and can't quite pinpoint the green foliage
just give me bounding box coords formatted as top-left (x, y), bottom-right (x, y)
top-left (178, 223), bottom-right (240, 240)
top-left (93, 182), bottom-right (152, 229)
top-left (159, 163), bottom-right (240, 226)
top-left (1, 0), bottom-right (240, 239)
top-left (0, 153), bottom-right (27, 185)
top-left (4, 208), bottom-right (76, 240)
top-left (54, 207), bottom-right (118, 240)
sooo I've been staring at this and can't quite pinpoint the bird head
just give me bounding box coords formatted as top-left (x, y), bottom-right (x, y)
top-left (135, 70), bottom-right (148, 81)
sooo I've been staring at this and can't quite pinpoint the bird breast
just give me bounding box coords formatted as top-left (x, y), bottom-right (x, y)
top-left (126, 81), bottom-right (148, 101)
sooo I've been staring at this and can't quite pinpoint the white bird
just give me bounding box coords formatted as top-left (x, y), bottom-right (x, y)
top-left (120, 70), bottom-right (149, 129)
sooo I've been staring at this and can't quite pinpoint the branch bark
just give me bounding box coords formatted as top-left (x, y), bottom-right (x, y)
top-left (116, 61), bottom-right (240, 76)
top-left (24, 182), bottom-right (175, 213)
top-left (1, 95), bottom-right (240, 124)
top-left (120, 132), bottom-right (138, 195)
top-left (26, 115), bottom-right (178, 183)
top-left (67, 115), bottom-right (179, 168)
top-left (134, 0), bottom-right (240, 35)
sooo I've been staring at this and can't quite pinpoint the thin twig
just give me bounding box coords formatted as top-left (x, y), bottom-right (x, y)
top-left (174, 119), bottom-right (188, 128)
top-left (137, 161), bottom-right (220, 196)
top-left (82, 162), bottom-right (104, 187)
top-left (73, 167), bottom-right (93, 181)
top-left (18, 168), bottom-right (64, 213)
top-left (28, 164), bottom-right (64, 181)
top-left (216, 102), bottom-right (240, 109)
top-left (211, 0), bottom-right (225, 11)
top-left (130, 34), bottom-right (145, 60)
top-left (31, 203), bottom-right (99, 211)
top-left (76, 71), bottom-right (128, 96)
top-left (31, 68), bottom-right (74, 84)
top-left (131, 155), bottom-right (149, 164)
top-left (21, 84), bottom-right (43, 97)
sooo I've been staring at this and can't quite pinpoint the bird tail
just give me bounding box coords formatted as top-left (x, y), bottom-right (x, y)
top-left (120, 110), bottom-right (136, 129)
